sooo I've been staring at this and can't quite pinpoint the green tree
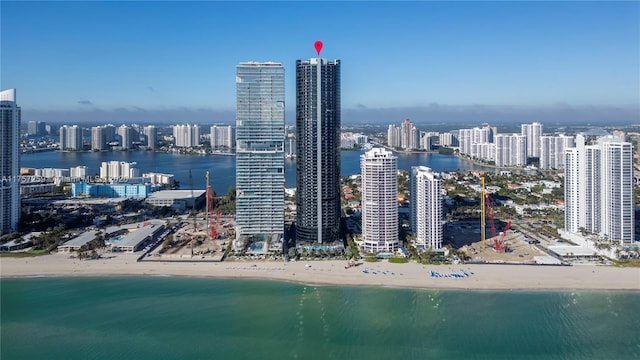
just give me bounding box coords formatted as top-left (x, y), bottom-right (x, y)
top-left (226, 186), bottom-right (236, 201)
top-left (438, 147), bottom-right (454, 155)
top-left (287, 247), bottom-right (297, 259)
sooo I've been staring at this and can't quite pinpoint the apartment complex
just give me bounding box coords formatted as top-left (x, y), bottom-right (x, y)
top-left (0, 89), bottom-right (20, 235)
top-left (235, 62), bottom-right (285, 248)
top-left (295, 57), bottom-right (341, 244)
top-left (411, 166), bottom-right (443, 250)
top-left (361, 148), bottom-right (398, 253)
top-left (565, 134), bottom-right (634, 245)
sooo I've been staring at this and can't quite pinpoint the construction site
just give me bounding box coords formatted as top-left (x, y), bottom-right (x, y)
top-left (143, 172), bottom-right (552, 263)
top-left (143, 171), bottom-right (233, 262)
top-left (445, 177), bottom-right (550, 264)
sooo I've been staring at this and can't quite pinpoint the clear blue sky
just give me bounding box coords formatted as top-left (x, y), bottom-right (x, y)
top-left (1, 1), bottom-right (638, 124)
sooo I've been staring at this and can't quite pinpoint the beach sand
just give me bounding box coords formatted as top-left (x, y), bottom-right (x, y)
top-left (1, 253), bottom-right (638, 291)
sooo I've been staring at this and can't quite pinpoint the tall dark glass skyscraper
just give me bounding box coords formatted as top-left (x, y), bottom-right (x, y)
top-left (0, 89), bottom-right (20, 235)
top-left (295, 58), bottom-right (341, 244)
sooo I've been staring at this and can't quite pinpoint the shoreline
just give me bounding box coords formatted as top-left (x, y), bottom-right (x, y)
top-left (454, 153), bottom-right (562, 174)
top-left (2, 253), bottom-right (638, 291)
top-left (7, 272), bottom-right (639, 294)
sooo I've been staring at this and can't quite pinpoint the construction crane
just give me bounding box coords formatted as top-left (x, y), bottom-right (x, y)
top-left (189, 169), bottom-right (196, 231)
top-left (189, 169), bottom-right (196, 258)
top-left (482, 176), bottom-right (510, 252)
top-left (205, 171), bottom-right (209, 238)
top-left (495, 221), bottom-right (511, 252)
top-left (481, 177), bottom-right (486, 247)
top-left (206, 171), bottom-right (219, 240)
top-left (485, 192), bottom-right (497, 239)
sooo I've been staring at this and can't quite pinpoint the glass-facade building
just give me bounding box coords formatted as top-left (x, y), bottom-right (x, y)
top-left (295, 58), bottom-right (341, 244)
top-left (235, 62), bottom-right (285, 248)
top-left (0, 89), bottom-right (20, 235)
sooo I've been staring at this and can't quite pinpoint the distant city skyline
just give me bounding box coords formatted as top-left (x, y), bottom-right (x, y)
top-left (2, 1), bottom-right (639, 124)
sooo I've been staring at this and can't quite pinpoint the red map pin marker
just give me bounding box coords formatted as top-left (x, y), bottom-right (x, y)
top-left (314, 40), bottom-right (323, 56)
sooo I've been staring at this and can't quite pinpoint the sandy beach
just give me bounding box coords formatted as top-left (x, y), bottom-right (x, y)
top-left (1, 253), bottom-right (638, 291)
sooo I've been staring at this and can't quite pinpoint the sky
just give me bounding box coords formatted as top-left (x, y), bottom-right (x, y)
top-left (1, 1), bottom-right (639, 125)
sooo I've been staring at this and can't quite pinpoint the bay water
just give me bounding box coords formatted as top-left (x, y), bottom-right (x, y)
top-left (20, 150), bottom-right (493, 194)
top-left (1, 277), bottom-right (638, 359)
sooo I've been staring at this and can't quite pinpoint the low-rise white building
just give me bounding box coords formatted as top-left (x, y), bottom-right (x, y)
top-left (20, 183), bottom-right (56, 196)
top-left (145, 190), bottom-right (206, 211)
top-left (70, 166), bottom-right (88, 179)
top-left (108, 220), bottom-right (165, 252)
top-left (142, 172), bottom-right (175, 186)
top-left (58, 230), bottom-right (99, 252)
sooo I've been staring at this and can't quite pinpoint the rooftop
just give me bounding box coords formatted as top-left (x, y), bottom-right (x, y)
top-left (53, 198), bottom-right (128, 206)
top-left (147, 190), bottom-right (206, 200)
top-left (60, 230), bottom-right (97, 248)
top-left (110, 220), bottom-right (165, 248)
top-left (548, 245), bottom-right (597, 257)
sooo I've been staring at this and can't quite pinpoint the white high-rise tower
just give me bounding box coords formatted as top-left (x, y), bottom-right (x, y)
top-left (599, 137), bottom-right (634, 244)
top-left (411, 166), bottom-right (443, 250)
top-left (565, 134), bottom-right (635, 245)
top-left (144, 125), bottom-right (157, 150)
top-left (540, 135), bottom-right (575, 169)
top-left (494, 134), bottom-right (526, 167)
top-left (91, 126), bottom-right (107, 151)
top-left (60, 125), bottom-right (82, 150)
top-left (118, 125), bottom-right (133, 150)
top-left (361, 148), bottom-right (398, 253)
top-left (173, 124), bottom-right (200, 147)
top-left (522, 122), bottom-right (543, 158)
top-left (210, 125), bottom-right (234, 149)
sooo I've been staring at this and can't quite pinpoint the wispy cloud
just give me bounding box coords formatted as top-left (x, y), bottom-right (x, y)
top-left (77, 100), bottom-right (93, 106)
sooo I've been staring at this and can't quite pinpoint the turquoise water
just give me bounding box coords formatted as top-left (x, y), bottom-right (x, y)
top-left (2, 277), bottom-right (639, 359)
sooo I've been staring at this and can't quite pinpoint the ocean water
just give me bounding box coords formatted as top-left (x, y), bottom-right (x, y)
top-left (2, 277), bottom-right (639, 360)
top-left (20, 150), bottom-right (493, 194)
